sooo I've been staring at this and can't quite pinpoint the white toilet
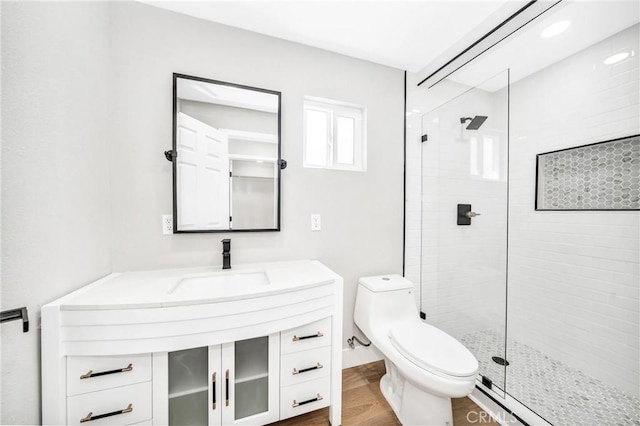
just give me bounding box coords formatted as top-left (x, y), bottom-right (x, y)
top-left (354, 274), bottom-right (479, 426)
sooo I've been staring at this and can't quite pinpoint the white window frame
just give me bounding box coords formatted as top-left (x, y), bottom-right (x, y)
top-left (303, 97), bottom-right (366, 171)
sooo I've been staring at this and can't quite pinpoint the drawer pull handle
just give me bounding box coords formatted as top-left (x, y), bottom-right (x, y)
top-left (292, 332), bottom-right (323, 341)
top-left (225, 369), bottom-right (230, 407)
top-left (292, 394), bottom-right (323, 408)
top-left (80, 403), bottom-right (133, 423)
top-left (212, 372), bottom-right (217, 410)
top-left (80, 363), bottom-right (133, 379)
top-left (293, 362), bottom-right (323, 375)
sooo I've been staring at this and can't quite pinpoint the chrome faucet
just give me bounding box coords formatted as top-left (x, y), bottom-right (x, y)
top-left (221, 239), bottom-right (231, 270)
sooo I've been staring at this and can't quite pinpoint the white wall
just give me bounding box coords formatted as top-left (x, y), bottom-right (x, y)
top-left (1, 2), bottom-right (112, 424)
top-left (107, 0), bottom-right (404, 360)
top-left (508, 24), bottom-right (639, 398)
top-left (1, 2), bottom-right (404, 424)
top-left (405, 77), bottom-right (473, 294)
top-left (420, 79), bottom-right (508, 339)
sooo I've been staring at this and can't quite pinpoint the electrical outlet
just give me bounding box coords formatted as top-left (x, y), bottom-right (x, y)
top-left (162, 214), bottom-right (173, 235)
top-left (311, 214), bottom-right (321, 231)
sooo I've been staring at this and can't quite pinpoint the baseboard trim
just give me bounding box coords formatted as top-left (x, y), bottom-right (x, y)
top-left (342, 345), bottom-right (384, 369)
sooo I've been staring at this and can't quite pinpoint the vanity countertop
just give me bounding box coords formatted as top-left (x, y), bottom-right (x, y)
top-left (56, 260), bottom-right (337, 310)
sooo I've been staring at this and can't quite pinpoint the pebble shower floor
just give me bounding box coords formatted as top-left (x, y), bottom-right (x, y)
top-left (460, 329), bottom-right (640, 426)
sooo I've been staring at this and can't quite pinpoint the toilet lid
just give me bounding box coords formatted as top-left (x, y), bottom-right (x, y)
top-left (390, 322), bottom-right (478, 377)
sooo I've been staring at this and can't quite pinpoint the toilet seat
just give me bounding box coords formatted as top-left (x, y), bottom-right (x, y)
top-left (390, 322), bottom-right (478, 378)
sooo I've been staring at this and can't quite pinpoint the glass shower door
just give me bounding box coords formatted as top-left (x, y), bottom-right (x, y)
top-left (420, 70), bottom-right (509, 394)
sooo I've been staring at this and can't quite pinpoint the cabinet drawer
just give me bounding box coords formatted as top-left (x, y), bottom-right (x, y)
top-left (281, 317), bottom-right (331, 354)
top-left (67, 354), bottom-right (152, 396)
top-left (281, 347), bottom-right (331, 387)
top-left (280, 376), bottom-right (331, 420)
top-left (67, 381), bottom-right (152, 426)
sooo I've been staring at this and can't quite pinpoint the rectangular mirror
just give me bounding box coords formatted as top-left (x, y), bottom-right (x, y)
top-left (171, 74), bottom-right (281, 232)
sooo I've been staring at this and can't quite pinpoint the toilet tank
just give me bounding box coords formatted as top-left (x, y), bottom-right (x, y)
top-left (354, 275), bottom-right (417, 339)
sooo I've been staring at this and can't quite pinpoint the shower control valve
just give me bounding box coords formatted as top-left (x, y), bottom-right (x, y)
top-left (457, 204), bottom-right (479, 225)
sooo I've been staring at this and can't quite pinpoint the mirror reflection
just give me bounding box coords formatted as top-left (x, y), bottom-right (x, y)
top-left (173, 74), bottom-right (281, 232)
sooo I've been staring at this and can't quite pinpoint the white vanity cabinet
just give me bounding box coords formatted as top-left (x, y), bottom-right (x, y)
top-left (42, 260), bottom-right (343, 426)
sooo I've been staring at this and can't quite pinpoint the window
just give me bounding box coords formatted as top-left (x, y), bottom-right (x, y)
top-left (303, 98), bottom-right (366, 171)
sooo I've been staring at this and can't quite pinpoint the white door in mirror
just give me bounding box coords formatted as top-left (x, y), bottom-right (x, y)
top-left (176, 112), bottom-right (230, 230)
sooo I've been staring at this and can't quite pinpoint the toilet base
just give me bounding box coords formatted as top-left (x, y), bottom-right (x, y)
top-left (380, 362), bottom-right (454, 426)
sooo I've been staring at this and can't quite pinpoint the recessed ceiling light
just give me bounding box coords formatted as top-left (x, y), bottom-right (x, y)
top-left (603, 51), bottom-right (630, 65)
top-left (540, 20), bottom-right (571, 38)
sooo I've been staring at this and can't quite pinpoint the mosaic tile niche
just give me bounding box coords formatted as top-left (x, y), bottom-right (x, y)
top-left (536, 135), bottom-right (640, 210)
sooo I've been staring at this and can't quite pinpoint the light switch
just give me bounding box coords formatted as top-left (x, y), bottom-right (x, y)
top-left (311, 214), bottom-right (321, 231)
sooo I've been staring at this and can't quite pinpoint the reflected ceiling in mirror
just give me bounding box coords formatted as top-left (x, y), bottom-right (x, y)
top-left (172, 74), bottom-right (281, 232)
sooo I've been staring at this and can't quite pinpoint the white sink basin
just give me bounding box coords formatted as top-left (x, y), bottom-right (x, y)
top-left (170, 271), bottom-right (269, 298)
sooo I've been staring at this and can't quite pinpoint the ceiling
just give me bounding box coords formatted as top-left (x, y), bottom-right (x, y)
top-left (449, 0), bottom-right (640, 91)
top-left (138, 0), bottom-right (521, 72)
top-left (139, 0), bottom-right (639, 89)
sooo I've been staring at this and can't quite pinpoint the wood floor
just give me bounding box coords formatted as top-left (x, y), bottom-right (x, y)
top-left (271, 361), bottom-right (499, 426)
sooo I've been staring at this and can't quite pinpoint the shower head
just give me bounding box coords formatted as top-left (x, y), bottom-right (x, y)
top-left (460, 115), bottom-right (488, 130)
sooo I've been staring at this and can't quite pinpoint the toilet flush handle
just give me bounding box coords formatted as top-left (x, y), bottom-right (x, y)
top-left (465, 211), bottom-right (481, 218)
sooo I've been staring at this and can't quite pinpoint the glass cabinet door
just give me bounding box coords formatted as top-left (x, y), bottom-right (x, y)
top-left (168, 347), bottom-right (210, 425)
top-left (167, 334), bottom-right (279, 426)
top-left (222, 334), bottom-right (280, 425)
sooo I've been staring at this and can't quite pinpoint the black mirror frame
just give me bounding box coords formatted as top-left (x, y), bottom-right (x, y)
top-left (170, 73), bottom-right (282, 233)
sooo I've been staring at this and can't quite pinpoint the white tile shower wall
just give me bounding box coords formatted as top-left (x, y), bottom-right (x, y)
top-left (406, 74), bottom-right (508, 343)
top-left (508, 24), bottom-right (639, 398)
top-left (406, 77), bottom-right (477, 298)
top-left (406, 23), bottom-right (639, 401)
